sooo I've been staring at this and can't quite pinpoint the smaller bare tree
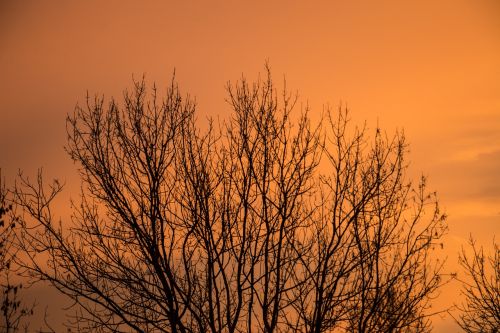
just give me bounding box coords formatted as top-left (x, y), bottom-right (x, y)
top-left (455, 236), bottom-right (500, 333)
top-left (0, 172), bottom-right (33, 333)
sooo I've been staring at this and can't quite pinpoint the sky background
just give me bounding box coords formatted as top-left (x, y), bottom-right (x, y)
top-left (1, 1), bottom-right (499, 331)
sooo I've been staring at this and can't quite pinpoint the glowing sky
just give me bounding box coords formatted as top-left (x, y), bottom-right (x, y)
top-left (1, 1), bottom-right (499, 331)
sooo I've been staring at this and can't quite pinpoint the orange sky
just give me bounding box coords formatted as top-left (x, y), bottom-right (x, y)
top-left (1, 1), bottom-right (499, 331)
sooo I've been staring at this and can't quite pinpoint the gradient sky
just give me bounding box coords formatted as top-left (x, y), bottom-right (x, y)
top-left (1, 1), bottom-right (499, 331)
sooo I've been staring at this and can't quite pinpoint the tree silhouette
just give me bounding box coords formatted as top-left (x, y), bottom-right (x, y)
top-left (14, 68), bottom-right (447, 332)
top-left (0, 173), bottom-right (33, 332)
top-left (455, 237), bottom-right (500, 333)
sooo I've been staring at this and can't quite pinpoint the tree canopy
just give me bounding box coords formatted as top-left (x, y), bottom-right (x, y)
top-left (14, 68), bottom-right (448, 332)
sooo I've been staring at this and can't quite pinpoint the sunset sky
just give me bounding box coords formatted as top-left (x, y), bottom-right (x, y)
top-left (1, 1), bottom-right (499, 331)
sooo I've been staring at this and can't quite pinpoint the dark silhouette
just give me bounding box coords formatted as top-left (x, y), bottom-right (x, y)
top-left (455, 237), bottom-right (500, 332)
top-left (14, 67), bottom-right (447, 332)
top-left (0, 173), bottom-right (33, 332)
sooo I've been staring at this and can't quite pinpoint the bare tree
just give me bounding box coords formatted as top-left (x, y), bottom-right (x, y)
top-left (0, 173), bottom-right (33, 333)
top-left (14, 68), bottom-right (447, 332)
top-left (454, 237), bottom-right (500, 333)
